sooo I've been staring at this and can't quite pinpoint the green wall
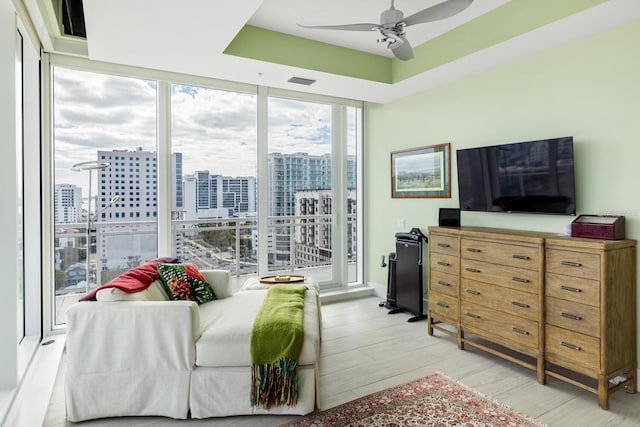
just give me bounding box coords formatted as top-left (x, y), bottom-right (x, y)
top-left (365, 20), bottom-right (640, 358)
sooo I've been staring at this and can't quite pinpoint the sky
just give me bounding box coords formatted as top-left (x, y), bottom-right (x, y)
top-left (53, 67), bottom-right (358, 198)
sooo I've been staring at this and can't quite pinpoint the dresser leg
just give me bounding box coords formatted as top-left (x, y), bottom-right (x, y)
top-left (625, 367), bottom-right (637, 394)
top-left (597, 376), bottom-right (609, 410)
top-left (458, 330), bottom-right (464, 350)
top-left (427, 313), bottom-right (434, 336)
top-left (536, 356), bottom-right (546, 385)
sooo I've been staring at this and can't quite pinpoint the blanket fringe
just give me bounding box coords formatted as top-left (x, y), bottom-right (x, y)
top-left (251, 357), bottom-right (299, 409)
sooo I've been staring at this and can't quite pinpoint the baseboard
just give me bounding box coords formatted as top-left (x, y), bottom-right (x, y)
top-left (366, 280), bottom-right (386, 299)
top-left (320, 285), bottom-right (374, 304)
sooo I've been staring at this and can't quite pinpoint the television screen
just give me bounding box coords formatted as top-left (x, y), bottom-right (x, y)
top-left (457, 137), bottom-right (576, 215)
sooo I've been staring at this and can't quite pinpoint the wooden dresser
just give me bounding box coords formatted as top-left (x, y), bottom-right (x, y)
top-left (427, 226), bottom-right (637, 409)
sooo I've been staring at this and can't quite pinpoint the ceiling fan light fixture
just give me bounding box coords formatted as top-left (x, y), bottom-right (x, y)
top-left (288, 76), bottom-right (317, 86)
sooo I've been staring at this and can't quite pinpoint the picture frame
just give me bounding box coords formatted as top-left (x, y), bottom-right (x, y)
top-left (391, 143), bottom-right (451, 198)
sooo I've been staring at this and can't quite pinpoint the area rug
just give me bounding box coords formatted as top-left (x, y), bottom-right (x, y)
top-left (278, 372), bottom-right (545, 427)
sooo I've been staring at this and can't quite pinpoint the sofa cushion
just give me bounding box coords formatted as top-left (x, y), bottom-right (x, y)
top-left (157, 263), bottom-right (217, 304)
top-left (96, 280), bottom-right (169, 302)
top-left (200, 270), bottom-right (232, 299)
top-left (195, 289), bottom-right (320, 367)
top-left (78, 256), bottom-right (179, 301)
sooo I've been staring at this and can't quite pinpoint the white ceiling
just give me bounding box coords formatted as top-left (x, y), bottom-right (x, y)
top-left (37, 0), bottom-right (640, 103)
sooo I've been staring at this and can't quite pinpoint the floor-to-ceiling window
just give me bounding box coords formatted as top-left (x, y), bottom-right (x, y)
top-left (170, 83), bottom-right (258, 277)
top-left (15, 28), bottom-right (24, 344)
top-left (267, 96), bottom-right (334, 281)
top-left (51, 66), bottom-right (158, 326)
top-left (47, 57), bottom-right (363, 326)
top-left (1, 6), bottom-right (43, 414)
top-left (346, 105), bottom-right (363, 284)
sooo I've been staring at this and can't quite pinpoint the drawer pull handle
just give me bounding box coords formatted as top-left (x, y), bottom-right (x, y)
top-left (560, 341), bottom-right (582, 351)
top-left (512, 277), bottom-right (530, 283)
top-left (437, 281), bottom-right (451, 287)
top-left (436, 301), bottom-right (449, 308)
top-left (561, 312), bottom-right (583, 321)
top-left (437, 243), bottom-right (451, 248)
top-left (512, 327), bottom-right (529, 335)
top-left (561, 261), bottom-right (582, 268)
top-left (465, 312), bottom-right (480, 319)
top-left (511, 301), bottom-right (530, 308)
top-left (560, 285), bottom-right (582, 293)
top-left (466, 248), bottom-right (481, 253)
top-left (437, 261), bottom-right (451, 267)
top-left (465, 289), bottom-right (480, 296)
top-left (512, 254), bottom-right (530, 260)
top-left (466, 268), bottom-right (480, 273)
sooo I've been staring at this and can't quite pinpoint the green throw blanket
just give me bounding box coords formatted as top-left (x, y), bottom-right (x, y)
top-left (250, 284), bottom-right (307, 409)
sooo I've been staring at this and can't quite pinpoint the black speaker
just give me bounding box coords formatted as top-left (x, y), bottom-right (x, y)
top-left (439, 208), bottom-right (460, 227)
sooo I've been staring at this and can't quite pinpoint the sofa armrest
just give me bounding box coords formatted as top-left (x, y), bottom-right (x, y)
top-left (200, 269), bottom-right (232, 299)
top-left (65, 301), bottom-right (200, 374)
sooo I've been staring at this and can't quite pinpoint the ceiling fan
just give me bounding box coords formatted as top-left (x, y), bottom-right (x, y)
top-left (298, 0), bottom-right (474, 60)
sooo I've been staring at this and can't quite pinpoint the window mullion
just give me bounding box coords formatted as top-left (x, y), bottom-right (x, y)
top-left (257, 86), bottom-right (269, 275)
top-left (157, 80), bottom-right (172, 256)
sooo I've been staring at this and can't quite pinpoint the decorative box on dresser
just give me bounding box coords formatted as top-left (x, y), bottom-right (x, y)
top-left (426, 226), bottom-right (637, 409)
top-left (544, 237), bottom-right (636, 409)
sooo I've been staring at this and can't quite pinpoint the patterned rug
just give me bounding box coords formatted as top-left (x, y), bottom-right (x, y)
top-left (279, 372), bottom-right (545, 427)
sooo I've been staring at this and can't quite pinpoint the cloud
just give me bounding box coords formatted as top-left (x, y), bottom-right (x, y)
top-left (53, 67), bottom-right (358, 194)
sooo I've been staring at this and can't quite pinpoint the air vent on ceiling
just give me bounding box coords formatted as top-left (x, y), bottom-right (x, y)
top-left (288, 77), bottom-right (316, 86)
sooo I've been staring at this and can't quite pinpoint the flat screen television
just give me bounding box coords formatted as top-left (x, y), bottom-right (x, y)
top-left (457, 136), bottom-right (576, 215)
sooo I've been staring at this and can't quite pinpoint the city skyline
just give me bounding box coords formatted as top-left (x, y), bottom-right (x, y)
top-left (55, 149), bottom-right (357, 221)
top-left (53, 67), bottom-right (356, 199)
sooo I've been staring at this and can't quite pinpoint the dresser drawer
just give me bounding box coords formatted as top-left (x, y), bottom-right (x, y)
top-left (461, 258), bottom-right (539, 294)
top-left (429, 291), bottom-right (459, 324)
top-left (461, 278), bottom-right (539, 322)
top-left (461, 238), bottom-right (539, 270)
top-left (546, 297), bottom-right (600, 338)
top-left (461, 301), bottom-right (538, 350)
top-left (546, 249), bottom-right (600, 280)
top-left (546, 273), bottom-right (600, 307)
top-left (546, 324), bottom-right (599, 376)
top-left (430, 253), bottom-right (459, 276)
top-left (430, 234), bottom-right (459, 256)
top-left (430, 270), bottom-right (459, 297)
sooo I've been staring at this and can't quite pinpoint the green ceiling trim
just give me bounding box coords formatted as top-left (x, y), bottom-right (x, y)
top-left (225, 1), bottom-right (609, 86)
top-left (225, 25), bottom-right (392, 84)
top-left (392, 0), bottom-right (609, 81)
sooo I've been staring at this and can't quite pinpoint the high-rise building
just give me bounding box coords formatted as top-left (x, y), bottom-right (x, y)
top-left (97, 148), bottom-right (159, 221)
top-left (54, 184), bottom-right (83, 224)
top-left (172, 152), bottom-right (183, 219)
top-left (267, 152), bottom-right (356, 216)
top-left (267, 152), bottom-right (357, 265)
top-left (94, 148), bottom-right (166, 281)
top-left (294, 188), bottom-right (357, 267)
top-left (183, 171), bottom-right (256, 219)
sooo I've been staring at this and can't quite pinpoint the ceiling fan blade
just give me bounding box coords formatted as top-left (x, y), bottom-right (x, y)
top-left (298, 23), bottom-right (379, 32)
top-left (403, 0), bottom-right (473, 27)
top-left (390, 36), bottom-right (414, 60)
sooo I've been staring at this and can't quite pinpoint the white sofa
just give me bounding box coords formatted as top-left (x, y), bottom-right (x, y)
top-left (64, 270), bottom-right (321, 422)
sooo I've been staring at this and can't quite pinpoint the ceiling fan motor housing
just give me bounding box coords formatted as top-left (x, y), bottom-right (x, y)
top-left (380, 7), bottom-right (403, 26)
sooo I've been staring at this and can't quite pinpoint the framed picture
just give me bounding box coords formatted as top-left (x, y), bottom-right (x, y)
top-left (391, 143), bottom-right (451, 198)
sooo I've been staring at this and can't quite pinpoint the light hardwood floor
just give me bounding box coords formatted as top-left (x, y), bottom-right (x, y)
top-left (44, 296), bottom-right (640, 426)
